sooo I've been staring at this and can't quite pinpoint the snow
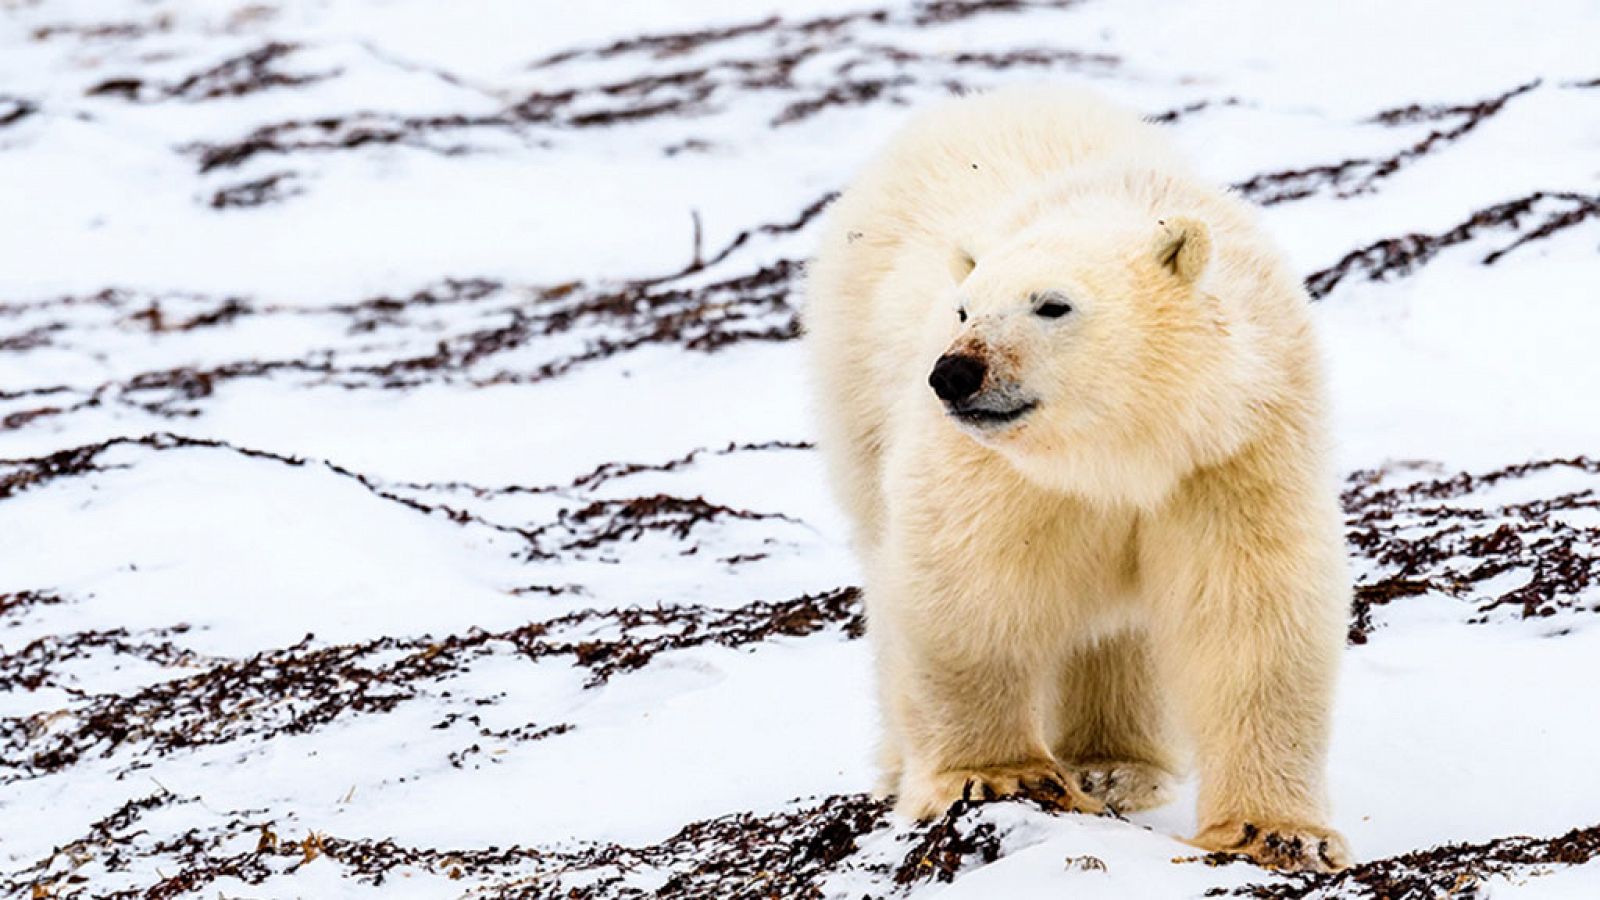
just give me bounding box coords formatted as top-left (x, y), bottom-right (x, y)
top-left (2, 0), bottom-right (1598, 897)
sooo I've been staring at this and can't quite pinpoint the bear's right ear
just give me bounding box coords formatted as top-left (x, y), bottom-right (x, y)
top-left (1152, 216), bottom-right (1211, 284)
top-left (948, 247), bottom-right (977, 284)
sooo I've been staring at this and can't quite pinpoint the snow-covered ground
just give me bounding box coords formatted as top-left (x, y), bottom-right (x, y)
top-left (2, 1), bottom-right (1599, 897)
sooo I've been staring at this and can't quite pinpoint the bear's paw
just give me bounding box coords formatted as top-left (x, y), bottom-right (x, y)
top-left (897, 759), bottom-right (1106, 820)
top-left (1192, 819), bottom-right (1352, 873)
top-left (1075, 760), bottom-right (1172, 813)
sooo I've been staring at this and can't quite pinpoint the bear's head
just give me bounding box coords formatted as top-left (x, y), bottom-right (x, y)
top-left (927, 212), bottom-right (1258, 508)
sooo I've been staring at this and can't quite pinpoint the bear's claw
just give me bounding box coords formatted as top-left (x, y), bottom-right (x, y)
top-left (897, 760), bottom-right (1106, 819)
top-left (1074, 760), bottom-right (1172, 813)
top-left (1192, 820), bottom-right (1352, 873)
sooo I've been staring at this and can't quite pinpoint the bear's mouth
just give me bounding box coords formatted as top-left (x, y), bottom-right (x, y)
top-left (948, 399), bottom-right (1038, 429)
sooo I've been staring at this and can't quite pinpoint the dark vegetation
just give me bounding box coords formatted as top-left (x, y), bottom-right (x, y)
top-left (6, 3), bottom-right (1600, 896)
top-left (1306, 191), bottom-right (1600, 299)
top-left (1232, 80), bottom-right (1540, 206)
top-left (0, 194), bottom-right (833, 430)
top-left (0, 586), bottom-right (862, 781)
top-left (1343, 457), bottom-right (1600, 642)
top-left (187, 1), bottom-right (1105, 173)
top-left (88, 43), bottom-right (336, 102)
top-left (1221, 823), bottom-right (1600, 899)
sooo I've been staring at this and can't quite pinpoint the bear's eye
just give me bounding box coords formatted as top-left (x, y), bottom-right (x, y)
top-left (957, 307), bottom-right (968, 323)
top-left (1035, 298), bottom-right (1073, 319)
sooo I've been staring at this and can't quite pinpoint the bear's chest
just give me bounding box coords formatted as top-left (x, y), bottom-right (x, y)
top-left (897, 469), bottom-right (1145, 624)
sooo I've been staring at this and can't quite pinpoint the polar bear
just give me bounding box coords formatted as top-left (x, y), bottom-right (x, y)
top-left (804, 85), bottom-right (1351, 872)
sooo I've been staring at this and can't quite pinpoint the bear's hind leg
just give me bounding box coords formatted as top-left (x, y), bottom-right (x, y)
top-left (1051, 629), bottom-right (1178, 813)
top-left (890, 650), bottom-right (1104, 820)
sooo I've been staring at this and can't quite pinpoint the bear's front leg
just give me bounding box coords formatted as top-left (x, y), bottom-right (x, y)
top-left (886, 646), bottom-right (1105, 820)
top-left (1146, 456), bottom-right (1352, 873)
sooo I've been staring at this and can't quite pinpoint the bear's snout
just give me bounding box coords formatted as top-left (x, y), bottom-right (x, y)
top-left (929, 354), bottom-right (986, 404)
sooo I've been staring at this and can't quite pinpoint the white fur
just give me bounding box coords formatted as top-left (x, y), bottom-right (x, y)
top-left (804, 85), bottom-right (1352, 873)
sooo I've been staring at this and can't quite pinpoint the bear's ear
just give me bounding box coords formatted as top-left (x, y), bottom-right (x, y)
top-left (948, 246), bottom-right (977, 283)
top-left (1152, 216), bottom-right (1211, 284)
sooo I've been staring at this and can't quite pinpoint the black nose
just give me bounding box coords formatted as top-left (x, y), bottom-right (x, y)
top-left (928, 354), bottom-right (986, 404)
